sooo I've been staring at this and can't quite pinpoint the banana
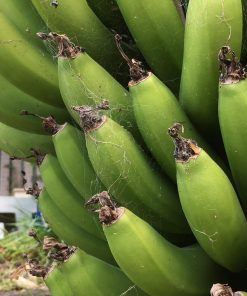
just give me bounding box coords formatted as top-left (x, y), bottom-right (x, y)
top-left (0, 0), bottom-right (49, 51)
top-left (51, 122), bottom-right (105, 199)
top-left (129, 70), bottom-right (227, 182)
top-left (46, 33), bottom-right (140, 139)
top-left (45, 265), bottom-right (73, 296)
top-left (218, 47), bottom-right (247, 215)
top-left (39, 154), bottom-right (105, 241)
top-left (31, 0), bottom-right (128, 79)
top-left (116, 0), bottom-right (184, 93)
top-left (0, 75), bottom-right (69, 134)
top-left (0, 122), bottom-right (54, 158)
top-left (242, 0), bottom-right (247, 63)
top-left (170, 125), bottom-right (247, 272)
top-left (76, 107), bottom-right (190, 235)
top-left (0, 12), bottom-right (62, 107)
top-left (60, 249), bottom-right (148, 296)
top-left (38, 188), bottom-right (114, 264)
top-left (94, 194), bottom-right (228, 296)
top-left (180, 0), bottom-right (242, 143)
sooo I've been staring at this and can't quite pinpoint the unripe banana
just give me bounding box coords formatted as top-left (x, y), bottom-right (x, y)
top-left (0, 75), bottom-right (69, 134)
top-left (38, 188), bottom-right (114, 264)
top-left (77, 107), bottom-right (190, 235)
top-left (45, 265), bottom-right (73, 296)
top-left (39, 154), bottom-right (105, 241)
top-left (0, 12), bottom-right (62, 107)
top-left (60, 249), bottom-right (148, 296)
top-left (54, 36), bottom-right (140, 139)
top-left (94, 195), bottom-right (227, 296)
top-left (218, 47), bottom-right (247, 215)
top-left (31, 0), bottom-right (128, 79)
top-left (180, 0), bottom-right (242, 142)
top-left (0, 122), bottom-right (54, 158)
top-left (130, 71), bottom-right (227, 181)
top-left (52, 122), bottom-right (105, 199)
top-left (170, 125), bottom-right (247, 271)
top-left (116, 0), bottom-right (184, 93)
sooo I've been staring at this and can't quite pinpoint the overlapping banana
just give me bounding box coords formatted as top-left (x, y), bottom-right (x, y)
top-left (2, 0), bottom-right (247, 295)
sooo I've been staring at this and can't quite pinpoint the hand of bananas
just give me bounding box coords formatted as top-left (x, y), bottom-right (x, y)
top-left (2, 0), bottom-right (247, 295)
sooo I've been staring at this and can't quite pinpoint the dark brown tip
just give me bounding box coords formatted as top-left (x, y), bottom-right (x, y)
top-left (30, 148), bottom-right (46, 166)
top-left (72, 100), bottom-right (109, 132)
top-left (114, 34), bottom-right (149, 83)
top-left (219, 46), bottom-right (246, 84)
top-left (210, 283), bottom-right (233, 296)
top-left (37, 32), bottom-right (85, 58)
top-left (85, 191), bottom-right (121, 225)
top-left (168, 123), bottom-right (201, 162)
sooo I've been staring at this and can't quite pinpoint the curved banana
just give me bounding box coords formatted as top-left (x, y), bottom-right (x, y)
top-left (180, 0), bottom-right (242, 143)
top-left (0, 122), bottom-right (54, 158)
top-left (52, 122), bottom-right (105, 199)
top-left (98, 199), bottom-right (227, 296)
top-left (39, 154), bottom-right (105, 241)
top-left (0, 12), bottom-right (62, 107)
top-left (79, 109), bottom-right (190, 235)
top-left (31, 0), bottom-right (128, 79)
top-left (171, 127), bottom-right (247, 271)
top-left (116, 0), bottom-right (184, 93)
top-left (38, 188), bottom-right (114, 264)
top-left (0, 75), bottom-right (69, 134)
top-left (130, 71), bottom-right (227, 181)
top-left (218, 49), bottom-right (247, 215)
top-left (60, 249), bottom-right (148, 296)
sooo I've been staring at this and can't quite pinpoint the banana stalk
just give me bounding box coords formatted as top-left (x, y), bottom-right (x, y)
top-left (0, 75), bottom-right (69, 134)
top-left (94, 195), bottom-right (227, 296)
top-left (180, 0), bottom-right (242, 142)
top-left (38, 188), bottom-right (114, 264)
top-left (39, 154), bottom-right (105, 241)
top-left (76, 107), bottom-right (190, 235)
top-left (116, 0), bottom-right (184, 93)
top-left (170, 125), bottom-right (247, 271)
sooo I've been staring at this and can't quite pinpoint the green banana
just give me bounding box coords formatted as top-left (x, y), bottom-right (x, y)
top-left (171, 126), bottom-right (247, 271)
top-left (31, 0), bottom-right (128, 79)
top-left (0, 0), bottom-right (49, 51)
top-left (52, 122), bottom-right (105, 199)
top-left (0, 12), bottom-right (62, 107)
top-left (0, 122), bottom-right (54, 158)
top-left (218, 47), bottom-right (247, 215)
top-left (38, 188), bottom-right (114, 264)
top-left (235, 293), bottom-right (247, 296)
top-left (54, 35), bottom-right (140, 139)
top-left (180, 0), bottom-right (242, 142)
top-left (116, 0), bottom-right (184, 93)
top-left (78, 108), bottom-right (190, 235)
top-left (0, 75), bottom-right (69, 134)
top-left (98, 199), bottom-right (227, 296)
top-left (45, 265), bottom-right (73, 296)
top-left (39, 154), bottom-right (105, 241)
top-left (130, 71), bottom-right (226, 182)
top-left (61, 249), bottom-right (148, 296)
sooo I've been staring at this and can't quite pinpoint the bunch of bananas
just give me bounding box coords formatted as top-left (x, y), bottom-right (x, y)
top-left (2, 0), bottom-right (247, 295)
